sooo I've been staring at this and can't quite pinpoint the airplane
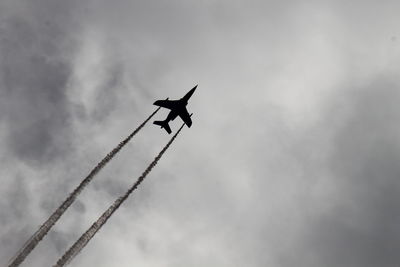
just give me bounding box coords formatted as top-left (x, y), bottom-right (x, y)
top-left (153, 85), bottom-right (197, 134)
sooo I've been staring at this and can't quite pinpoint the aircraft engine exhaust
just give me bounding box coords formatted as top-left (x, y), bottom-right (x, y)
top-left (8, 108), bottom-right (160, 267)
top-left (53, 122), bottom-right (186, 267)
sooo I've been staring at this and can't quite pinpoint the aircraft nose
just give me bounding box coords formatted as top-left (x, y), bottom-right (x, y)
top-left (183, 85), bottom-right (197, 101)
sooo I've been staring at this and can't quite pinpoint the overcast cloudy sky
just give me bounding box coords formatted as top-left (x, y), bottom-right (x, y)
top-left (1, 0), bottom-right (400, 266)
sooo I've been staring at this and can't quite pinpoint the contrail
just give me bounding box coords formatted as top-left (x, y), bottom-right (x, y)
top-left (8, 108), bottom-right (160, 267)
top-left (53, 122), bottom-right (185, 267)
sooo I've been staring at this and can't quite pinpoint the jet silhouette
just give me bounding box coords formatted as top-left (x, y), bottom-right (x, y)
top-left (153, 85), bottom-right (197, 134)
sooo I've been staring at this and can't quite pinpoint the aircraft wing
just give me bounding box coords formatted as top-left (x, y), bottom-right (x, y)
top-left (153, 99), bottom-right (176, 110)
top-left (178, 107), bottom-right (192, 127)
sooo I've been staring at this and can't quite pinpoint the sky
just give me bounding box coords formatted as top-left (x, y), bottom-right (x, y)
top-left (1, 0), bottom-right (400, 266)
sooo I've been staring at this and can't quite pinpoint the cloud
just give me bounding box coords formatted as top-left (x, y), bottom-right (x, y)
top-left (285, 79), bottom-right (400, 267)
top-left (0, 0), bottom-right (78, 165)
top-left (2, 1), bottom-right (400, 267)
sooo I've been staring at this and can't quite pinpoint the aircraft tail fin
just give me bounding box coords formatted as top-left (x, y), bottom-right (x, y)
top-left (153, 120), bottom-right (172, 134)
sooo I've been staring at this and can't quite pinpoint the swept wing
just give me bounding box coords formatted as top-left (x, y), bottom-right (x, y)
top-left (178, 107), bottom-right (192, 127)
top-left (153, 99), bottom-right (177, 110)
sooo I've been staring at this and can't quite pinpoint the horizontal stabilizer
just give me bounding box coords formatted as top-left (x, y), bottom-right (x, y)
top-left (153, 120), bottom-right (172, 134)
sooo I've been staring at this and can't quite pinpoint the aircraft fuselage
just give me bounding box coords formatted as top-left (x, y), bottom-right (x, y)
top-left (153, 85), bottom-right (197, 134)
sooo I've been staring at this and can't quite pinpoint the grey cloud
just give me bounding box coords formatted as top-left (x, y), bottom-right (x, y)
top-left (0, 0), bottom-right (89, 263)
top-left (314, 81), bottom-right (400, 267)
top-left (275, 78), bottom-right (400, 267)
top-left (2, 1), bottom-right (400, 267)
top-left (0, 1), bottom-right (78, 165)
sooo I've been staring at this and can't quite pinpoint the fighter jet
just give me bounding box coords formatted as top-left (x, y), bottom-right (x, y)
top-left (153, 85), bottom-right (197, 134)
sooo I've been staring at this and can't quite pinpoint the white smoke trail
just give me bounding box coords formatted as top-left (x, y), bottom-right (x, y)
top-left (53, 122), bottom-right (186, 267)
top-left (8, 108), bottom-right (160, 267)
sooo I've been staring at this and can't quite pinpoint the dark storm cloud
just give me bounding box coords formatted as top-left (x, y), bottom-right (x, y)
top-left (318, 81), bottom-right (400, 267)
top-left (280, 78), bottom-right (400, 267)
top-left (0, 0), bottom-right (88, 264)
top-left (0, 0), bottom-right (80, 164)
top-left (2, 0), bottom-right (400, 266)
